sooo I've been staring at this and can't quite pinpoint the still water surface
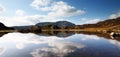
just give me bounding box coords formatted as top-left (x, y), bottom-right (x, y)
top-left (0, 32), bottom-right (120, 57)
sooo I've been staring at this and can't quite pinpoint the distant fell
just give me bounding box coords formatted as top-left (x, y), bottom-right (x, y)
top-left (97, 17), bottom-right (120, 28)
top-left (79, 17), bottom-right (120, 30)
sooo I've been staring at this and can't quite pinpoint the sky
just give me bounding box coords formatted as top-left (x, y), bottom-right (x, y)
top-left (0, 0), bottom-right (120, 26)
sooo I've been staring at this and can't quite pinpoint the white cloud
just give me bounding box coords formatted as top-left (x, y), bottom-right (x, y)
top-left (0, 5), bottom-right (5, 13)
top-left (0, 9), bottom-right (72, 26)
top-left (31, 0), bottom-right (85, 18)
top-left (0, 14), bottom-right (66, 26)
top-left (0, 17), bottom-right (5, 23)
top-left (16, 9), bottom-right (26, 16)
top-left (46, 1), bottom-right (85, 18)
top-left (81, 18), bottom-right (101, 24)
top-left (30, 0), bottom-right (51, 10)
top-left (1, 15), bottom-right (42, 26)
top-left (1, 0), bottom-right (85, 26)
top-left (109, 11), bottom-right (120, 19)
top-left (0, 9), bottom-right (46, 26)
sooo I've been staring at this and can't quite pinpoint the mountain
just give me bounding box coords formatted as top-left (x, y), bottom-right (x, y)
top-left (0, 22), bottom-right (7, 29)
top-left (54, 21), bottom-right (75, 29)
top-left (1, 17), bottom-right (120, 33)
top-left (35, 21), bottom-right (75, 29)
top-left (77, 17), bottom-right (120, 30)
top-left (97, 17), bottom-right (120, 28)
top-left (0, 22), bottom-right (13, 30)
top-left (94, 17), bottom-right (120, 30)
top-left (13, 26), bottom-right (33, 30)
top-left (30, 18), bottom-right (120, 32)
top-left (13, 25), bottom-right (43, 33)
top-left (36, 22), bottom-right (54, 26)
top-left (15, 21), bottom-right (75, 32)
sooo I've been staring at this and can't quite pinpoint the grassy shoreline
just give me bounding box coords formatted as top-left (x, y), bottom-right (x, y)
top-left (0, 29), bottom-right (120, 33)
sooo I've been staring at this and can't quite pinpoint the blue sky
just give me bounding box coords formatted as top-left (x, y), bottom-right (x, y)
top-left (0, 0), bottom-right (120, 26)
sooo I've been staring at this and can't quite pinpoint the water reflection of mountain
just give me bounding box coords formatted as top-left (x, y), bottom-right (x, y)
top-left (0, 31), bottom-right (120, 57)
top-left (36, 31), bottom-right (75, 38)
top-left (0, 32), bottom-right (9, 37)
top-left (0, 31), bottom-right (120, 41)
top-left (35, 31), bottom-right (120, 41)
top-left (76, 31), bottom-right (120, 41)
top-left (0, 31), bottom-right (75, 38)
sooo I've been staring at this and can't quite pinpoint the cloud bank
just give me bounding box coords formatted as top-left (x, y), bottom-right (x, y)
top-left (0, 32), bottom-right (85, 57)
top-left (0, 0), bottom-right (85, 26)
top-left (80, 18), bottom-right (101, 24)
top-left (0, 5), bottom-right (5, 13)
top-left (109, 11), bottom-right (120, 19)
top-left (31, 0), bottom-right (85, 17)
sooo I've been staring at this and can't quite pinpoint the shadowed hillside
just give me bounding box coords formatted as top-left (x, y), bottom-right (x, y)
top-left (0, 22), bottom-right (13, 30)
top-left (97, 17), bottom-right (120, 28)
top-left (76, 17), bottom-right (120, 32)
top-left (77, 17), bottom-right (120, 28)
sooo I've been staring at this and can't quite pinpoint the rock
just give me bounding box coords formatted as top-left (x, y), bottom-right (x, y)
top-left (110, 32), bottom-right (120, 37)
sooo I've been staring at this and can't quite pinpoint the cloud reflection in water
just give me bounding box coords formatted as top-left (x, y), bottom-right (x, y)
top-left (0, 32), bottom-right (85, 57)
top-left (0, 32), bottom-right (120, 57)
top-left (0, 47), bottom-right (5, 55)
top-left (30, 42), bottom-right (85, 57)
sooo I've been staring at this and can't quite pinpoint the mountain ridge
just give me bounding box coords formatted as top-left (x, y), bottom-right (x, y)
top-left (0, 17), bottom-right (120, 33)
